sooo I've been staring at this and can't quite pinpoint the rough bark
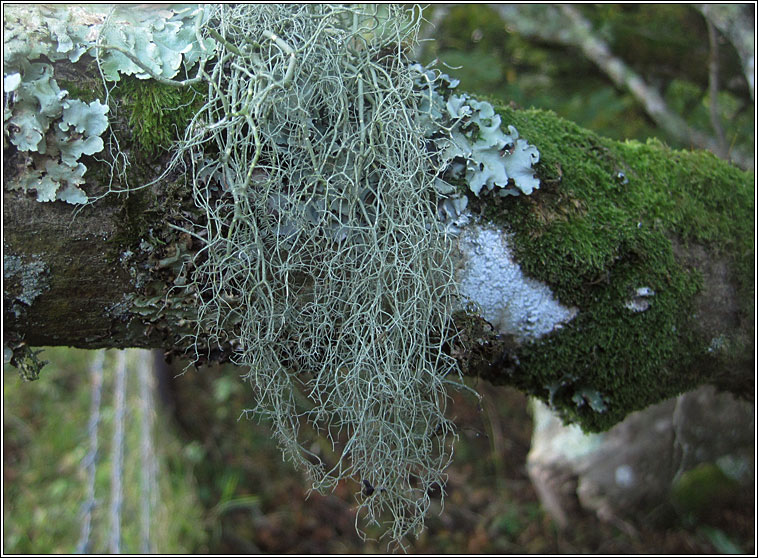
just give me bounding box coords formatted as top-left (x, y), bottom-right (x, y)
top-left (3, 189), bottom-right (164, 350)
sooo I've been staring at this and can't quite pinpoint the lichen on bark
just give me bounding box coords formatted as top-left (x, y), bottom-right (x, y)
top-left (463, 102), bottom-right (754, 431)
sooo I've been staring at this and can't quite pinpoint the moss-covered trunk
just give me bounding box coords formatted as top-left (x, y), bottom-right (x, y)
top-left (5, 101), bottom-right (753, 430)
top-left (453, 103), bottom-right (753, 430)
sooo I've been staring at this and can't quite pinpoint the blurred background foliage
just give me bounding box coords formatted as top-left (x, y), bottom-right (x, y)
top-left (419, 4), bottom-right (753, 165)
top-left (5, 349), bottom-right (752, 553)
top-left (3, 349), bottom-right (204, 554)
top-left (3, 3), bottom-right (754, 554)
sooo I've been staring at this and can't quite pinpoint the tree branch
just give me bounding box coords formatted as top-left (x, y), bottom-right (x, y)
top-left (3, 5), bottom-right (753, 433)
top-left (491, 4), bottom-right (753, 169)
top-left (706, 20), bottom-right (728, 158)
top-left (695, 3), bottom-right (755, 101)
top-left (5, 102), bottom-right (753, 432)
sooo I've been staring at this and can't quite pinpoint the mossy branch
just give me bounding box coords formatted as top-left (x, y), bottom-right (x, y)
top-left (5, 101), bottom-right (752, 427)
top-left (3, 3), bottom-right (753, 546)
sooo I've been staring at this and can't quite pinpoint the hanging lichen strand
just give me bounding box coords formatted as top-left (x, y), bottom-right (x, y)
top-left (165, 5), bottom-right (460, 544)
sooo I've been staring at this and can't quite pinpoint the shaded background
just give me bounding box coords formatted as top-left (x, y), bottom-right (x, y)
top-left (3, 4), bottom-right (754, 554)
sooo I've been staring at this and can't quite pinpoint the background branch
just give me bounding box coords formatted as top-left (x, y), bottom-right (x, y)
top-left (491, 4), bottom-right (753, 169)
top-left (706, 20), bottom-right (728, 158)
top-left (695, 3), bottom-right (755, 101)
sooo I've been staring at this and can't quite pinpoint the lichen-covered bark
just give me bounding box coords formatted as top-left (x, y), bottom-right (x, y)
top-left (3, 68), bottom-right (753, 432)
top-left (456, 101), bottom-right (754, 431)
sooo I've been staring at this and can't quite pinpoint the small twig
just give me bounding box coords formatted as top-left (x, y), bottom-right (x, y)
top-left (492, 4), bottom-right (752, 168)
top-left (412, 4), bottom-right (451, 61)
top-left (206, 27), bottom-right (244, 56)
top-left (89, 43), bottom-right (207, 88)
top-left (167, 222), bottom-right (207, 244)
top-left (261, 30), bottom-right (297, 87)
top-left (695, 4), bottom-right (754, 101)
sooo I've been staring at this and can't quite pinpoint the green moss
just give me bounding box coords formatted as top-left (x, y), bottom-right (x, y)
top-left (58, 77), bottom-right (105, 105)
top-left (477, 104), bottom-right (754, 431)
top-left (113, 78), bottom-right (204, 154)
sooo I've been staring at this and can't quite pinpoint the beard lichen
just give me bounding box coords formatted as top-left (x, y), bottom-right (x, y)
top-left (135, 4), bottom-right (463, 546)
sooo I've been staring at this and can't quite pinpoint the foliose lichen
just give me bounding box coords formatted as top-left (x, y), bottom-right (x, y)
top-left (411, 63), bottom-right (541, 207)
top-left (3, 4), bottom-right (210, 204)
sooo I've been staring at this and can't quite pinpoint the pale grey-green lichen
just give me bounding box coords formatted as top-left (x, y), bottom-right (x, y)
top-left (624, 286), bottom-right (655, 312)
top-left (412, 63), bottom-right (541, 203)
top-left (3, 4), bottom-right (208, 204)
top-left (456, 225), bottom-right (577, 341)
top-left (4, 61), bottom-right (108, 204)
top-left (572, 387), bottom-right (609, 414)
top-left (3, 4), bottom-right (206, 76)
top-left (3, 253), bottom-right (50, 317)
top-left (93, 5), bottom-right (213, 82)
top-left (4, 5), bottom-right (547, 545)
top-left (445, 98), bottom-right (541, 197)
top-left (6, 343), bottom-right (47, 382)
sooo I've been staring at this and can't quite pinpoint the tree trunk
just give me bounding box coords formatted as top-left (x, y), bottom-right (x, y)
top-left (3, 5), bottom-right (753, 432)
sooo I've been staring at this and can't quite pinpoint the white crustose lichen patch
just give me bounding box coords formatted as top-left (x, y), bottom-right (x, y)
top-left (456, 225), bottom-right (578, 341)
top-left (624, 286), bottom-right (655, 312)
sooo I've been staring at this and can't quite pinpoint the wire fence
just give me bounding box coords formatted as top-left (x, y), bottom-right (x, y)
top-left (75, 350), bottom-right (105, 554)
top-left (75, 349), bottom-right (159, 554)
